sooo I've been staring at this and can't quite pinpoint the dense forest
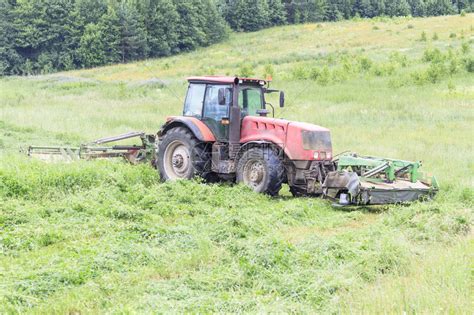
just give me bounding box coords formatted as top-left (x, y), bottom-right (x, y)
top-left (0, 0), bottom-right (472, 75)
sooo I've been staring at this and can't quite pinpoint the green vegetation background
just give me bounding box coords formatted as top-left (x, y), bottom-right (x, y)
top-left (0, 14), bottom-right (473, 313)
top-left (1, 0), bottom-right (473, 75)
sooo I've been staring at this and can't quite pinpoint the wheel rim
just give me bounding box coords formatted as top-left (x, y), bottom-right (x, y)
top-left (163, 140), bottom-right (191, 179)
top-left (242, 159), bottom-right (266, 191)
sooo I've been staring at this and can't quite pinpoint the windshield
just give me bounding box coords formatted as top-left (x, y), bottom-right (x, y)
top-left (238, 86), bottom-right (263, 116)
top-left (183, 83), bottom-right (206, 117)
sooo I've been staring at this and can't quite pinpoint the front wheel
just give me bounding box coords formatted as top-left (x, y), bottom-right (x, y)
top-left (236, 147), bottom-right (285, 196)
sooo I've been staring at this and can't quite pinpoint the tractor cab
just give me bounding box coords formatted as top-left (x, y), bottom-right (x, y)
top-left (183, 76), bottom-right (283, 141)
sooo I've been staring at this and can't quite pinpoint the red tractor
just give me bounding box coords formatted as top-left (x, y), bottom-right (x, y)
top-left (157, 76), bottom-right (341, 196)
top-left (156, 76), bottom-right (437, 204)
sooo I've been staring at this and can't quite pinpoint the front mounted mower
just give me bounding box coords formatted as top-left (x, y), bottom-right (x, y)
top-left (27, 76), bottom-right (438, 205)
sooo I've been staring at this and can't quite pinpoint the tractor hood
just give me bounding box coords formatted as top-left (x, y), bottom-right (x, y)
top-left (240, 116), bottom-right (333, 161)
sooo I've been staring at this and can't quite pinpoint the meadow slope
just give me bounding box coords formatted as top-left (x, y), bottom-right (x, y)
top-left (0, 14), bottom-right (473, 313)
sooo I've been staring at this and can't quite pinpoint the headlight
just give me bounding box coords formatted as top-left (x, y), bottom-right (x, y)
top-left (314, 151), bottom-right (331, 160)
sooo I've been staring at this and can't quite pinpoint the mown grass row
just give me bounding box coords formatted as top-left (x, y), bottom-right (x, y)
top-left (0, 158), bottom-right (472, 312)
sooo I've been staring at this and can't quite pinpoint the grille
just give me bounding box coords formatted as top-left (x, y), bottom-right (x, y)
top-left (301, 130), bottom-right (332, 151)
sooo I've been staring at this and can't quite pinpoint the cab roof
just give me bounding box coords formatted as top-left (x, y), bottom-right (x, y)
top-left (186, 76), bottom-right (267, 85)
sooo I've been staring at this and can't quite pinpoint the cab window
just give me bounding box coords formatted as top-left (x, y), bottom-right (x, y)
top-left (238, 86), bottom-right (263, 116)
top-left (183, 83), bottom-right (206, 117)
top-left (203, 84), bottom-right (232, 121)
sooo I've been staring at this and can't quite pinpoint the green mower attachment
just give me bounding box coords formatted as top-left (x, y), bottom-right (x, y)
top-left (323, 153), bottom-right (439, 205)
top-left (26, 132), bottom-right (157, 165)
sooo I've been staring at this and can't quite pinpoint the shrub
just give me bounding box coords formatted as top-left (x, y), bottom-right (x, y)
top-left (262, 64), bottom-right (275, 80)
top-left (464, 57), bottom-right (474, 73)
top-left (309, 67), bottom-right (320, 80)
top-left (342, 59), bottom-right (354, 73)
top-left (422, 48), bottom-right (444, 63)
top-left (317, 66), bottom-right (331, 85)
top-left (432, 33), bottom-right (439, 40)
top-left (407, 24), bottom-right (414, 29)
top-left (358, 56), bottom-right (373, 71)
top-left (449, 33), bottom-right (456, 38)
top-left (411, 70), bottom-right (428, 85)
top-left (460, 10), bottom-right (466, 17)
top-left (291, 65), bottom-right (308, 80)
top-left (426, 62), bottom-right (446, 83)
top-left (390, 52), bottom-right (409, 67)
top-left (449, 58), bottom-right (460, 74)
top-left (461, 42), bottom-right (470, 55)
top-left (239, 63), bottom-right (254, 77)
top-left (411, 63), bottom-right (448, 85)
top-left (372, 63), bottom-right (396, 76)
top-left (332, 67), bottom-right (349, 82)
top-left (420, 31), bottom-right (427, 41)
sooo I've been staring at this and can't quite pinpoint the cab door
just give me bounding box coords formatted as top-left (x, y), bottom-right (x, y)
top-left (202, 84), bottom-right (232, 141)
top-left (238, 85), bottom-right (265, 117)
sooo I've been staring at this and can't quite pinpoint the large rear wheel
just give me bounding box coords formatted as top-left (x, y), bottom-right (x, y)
top-left (236, 147), bottom-right (284, 196)
top-left (157, 127), bottom-right (210, 181)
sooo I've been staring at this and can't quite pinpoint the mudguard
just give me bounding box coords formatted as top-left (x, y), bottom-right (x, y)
top-left (159, 116), bottom-right (216, 142)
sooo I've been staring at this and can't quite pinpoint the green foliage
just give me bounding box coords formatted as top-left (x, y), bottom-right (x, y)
top-left (2, 0), bottom-right (472, 75)
top-left (238, 63), bottom-right (255, 77)
top-left (317, 65), bottom-right (331, 85)
top-left (78, 24), bottom-right (107, 68)
top-left (464, 57), bottom-right (474, 72)
top-left (116, 2), bottom-right (148, 62)
top-left (267, 0), bottom-right (287, 26)
top-left (262, 64), bottom-right (275, 79)
top-left (291, 65), bottom-right (308, 80)
top-left (426, 62), bottom-right (447, 83)
top-left (1, 0), bottom-right (228, 74)
top-left (390, 51), bottom-right (409, 67)
top-left (385, 0), bottom-right (411, 17)
top-left (460, 42), bottom-right (470, 55)
top-left (420, 31), bottom-right (427, 41)
top-left (358, 56), bottom-right (373, 71)
top-left (142, 0), bottom-right (180, 57)
top-left (426, 0), bottom-right (456, 16)
top-left (422, 47), bottom-right (444, 63)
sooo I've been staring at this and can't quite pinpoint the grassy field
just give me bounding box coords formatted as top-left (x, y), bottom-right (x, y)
top-left (1, 14), bottom-right (473, 313)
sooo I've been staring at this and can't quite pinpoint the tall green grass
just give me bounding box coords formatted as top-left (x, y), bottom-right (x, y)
top-left (0, 158), bottom-right (471, 313)
top-left (0, 14), bottom-right (473, 313)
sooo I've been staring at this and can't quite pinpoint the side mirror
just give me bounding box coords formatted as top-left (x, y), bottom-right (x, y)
top-left (218, 88), bottom-right (226, 105)
top-left (279, 91), bottom-right (285, 108)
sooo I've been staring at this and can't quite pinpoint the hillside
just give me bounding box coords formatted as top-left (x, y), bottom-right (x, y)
top-left (0, 15), bottom-right (473, 313)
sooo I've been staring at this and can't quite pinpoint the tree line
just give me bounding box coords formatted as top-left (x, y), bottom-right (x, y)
top-left (1, 0), bottom-right (472, 75)
top-left (220, 0), bottom-right (473, 31)
top-left (0, 0), bottom-right (228, 75)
